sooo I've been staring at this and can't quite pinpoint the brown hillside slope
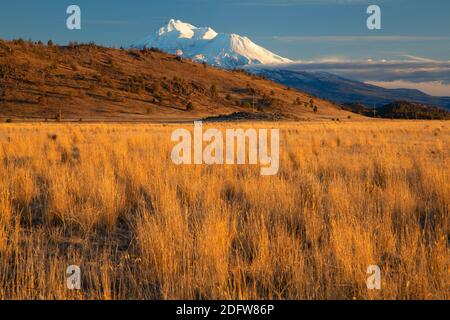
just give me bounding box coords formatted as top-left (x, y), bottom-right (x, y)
top-left (0, 39), bottom-right (359, 122)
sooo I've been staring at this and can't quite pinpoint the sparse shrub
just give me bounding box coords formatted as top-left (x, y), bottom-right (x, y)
top-left (169, 76), bottom-right (190, 96)
top-left (37, 94), bottom-right (47, 106)
top-left (186, 101), bottom-right (194, 111)
top-left (49, 61), bottom-right (58, 71)
top-left (259, 94), bottom-right (273, 108)
top-left (313, 106), bottom-right (318, 113)
top-left (149, 47), bottom-right (163, 53)
top-left (5, 118), bottom-right (12, 123)
top-left (247, 87), bottom-right (256, 95)
top-left (210, 84), bottom-right (217, 98)
top-left (55, 110), bottom-right (62, 122)
top-left (73, 73), bottom-right (85, 81)
top-left (150, 81), bottom-right (161, 96)
top-left (241, 101), bottom-right (251, 109)
top-left (13, 38), bottom-right (25, 45)
top-left (0, 64), bottom-right (15, 80)
top-left (125, 77), bottom-right (145, 94)
top-left (128, 50), bottom-right (142, 60)
top-left (47, 40), bottom-right (54, 47)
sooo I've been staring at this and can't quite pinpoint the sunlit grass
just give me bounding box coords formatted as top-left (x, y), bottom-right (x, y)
top-left (0, 121), bottom-right (448, 299)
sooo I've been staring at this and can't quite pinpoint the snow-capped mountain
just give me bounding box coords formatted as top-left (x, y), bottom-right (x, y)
top-left (131, 19), bottom-right (292, 69)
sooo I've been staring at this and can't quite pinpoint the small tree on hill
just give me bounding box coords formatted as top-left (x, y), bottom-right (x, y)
top-left (151, 82), bottom-right (162, 99)
top-left (38, 94), bottom-right (47, 106)
top-left (210, 85), bottom-right (217, 99)
top-left (55, 110), bottom-right (62, 122)
top-left (241, 101), bottom-right (251, 109)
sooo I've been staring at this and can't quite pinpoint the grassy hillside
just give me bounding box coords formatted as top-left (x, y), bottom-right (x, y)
top-left (0, 39), bottom-right (358, 122)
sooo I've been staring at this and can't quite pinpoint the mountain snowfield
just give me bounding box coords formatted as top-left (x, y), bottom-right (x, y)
top-left (132, 19), bottom-right (292, 68)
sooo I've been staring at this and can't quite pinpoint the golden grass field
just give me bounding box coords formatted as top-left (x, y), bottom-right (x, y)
top-left (0, 120), bottom-right (448, 300)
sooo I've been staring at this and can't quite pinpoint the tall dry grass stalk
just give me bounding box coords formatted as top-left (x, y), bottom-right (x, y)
top-left (0, 121), bottom-right (448, 299)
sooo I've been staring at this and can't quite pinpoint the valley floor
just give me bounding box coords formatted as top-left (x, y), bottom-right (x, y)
top-left (0, 120), bottom-right (448, 299)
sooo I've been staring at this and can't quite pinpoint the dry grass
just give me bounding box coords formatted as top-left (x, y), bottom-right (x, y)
top-left (0, 120), bottom-right (448, 300)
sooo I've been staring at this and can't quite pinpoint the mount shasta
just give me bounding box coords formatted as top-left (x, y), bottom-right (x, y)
top-left (132, 19), bottom-right (291, 69)
top-left (132, 19), bottom-right (450, 110)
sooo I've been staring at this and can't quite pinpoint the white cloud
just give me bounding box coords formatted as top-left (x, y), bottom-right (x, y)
top-left (366, 80), bottom-right (450, 96)
top-left (263, 57), bottom-right (450, 84)
top-left (254, 56), bottom-right (450, 96)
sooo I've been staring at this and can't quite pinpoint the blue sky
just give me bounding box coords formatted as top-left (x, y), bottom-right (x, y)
top-left (1, 0), bottom-right (450, 94)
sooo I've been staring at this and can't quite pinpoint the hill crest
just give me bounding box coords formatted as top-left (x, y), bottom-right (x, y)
top-left (0, 39), bottom-right (356, 122)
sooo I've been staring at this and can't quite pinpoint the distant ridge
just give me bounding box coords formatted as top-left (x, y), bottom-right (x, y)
top-left (249, 68), bottom-right (450, 111)
top-left (342, 101), bottom-right (450, 120)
